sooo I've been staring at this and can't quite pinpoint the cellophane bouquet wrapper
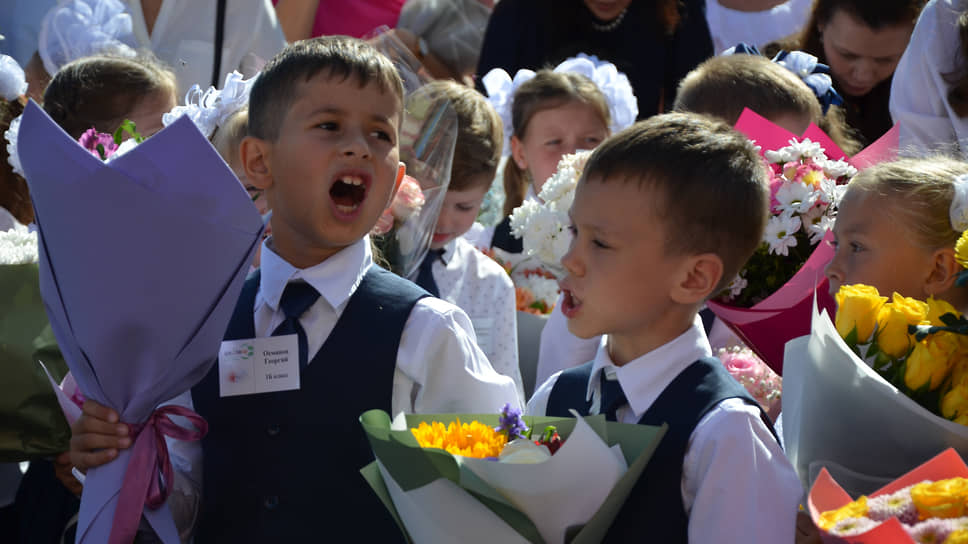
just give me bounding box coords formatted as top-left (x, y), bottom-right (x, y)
top-left (707, 109), bottom-right (898, 375)
top-left (808, 448), bottom-right (968, 543)
top-left (359, 409), bottom-right (666, 544)
top-left (783, 298), bottom-right (968, 498)
top-left (17, 101), bottom-right (264, 543)
top-left (0, 254), bottom-right (71, 461)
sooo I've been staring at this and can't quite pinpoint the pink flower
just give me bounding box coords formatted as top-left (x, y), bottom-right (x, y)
top-left (721, 347), bottom-right (762, 383)
top-left (769, 177), bottom-right (784, 213)
top-left (78, 127), bottom-right (118, 160)
top-left (371, 208), bottom-right (395, 235)
top-left (391, 175), bottom-right (425, 221)
top-left (717, 346), bottom-right (782, 420)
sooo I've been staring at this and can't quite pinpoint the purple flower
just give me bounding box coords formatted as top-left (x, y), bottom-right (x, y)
top-left (497, 403), bottom-right (529, 440)
top-left (906, 518), bottom-right (960, 542)
top-left (78, 127), bottom-right (118, 160)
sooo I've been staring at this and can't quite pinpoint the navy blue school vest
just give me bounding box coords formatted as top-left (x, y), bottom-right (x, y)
top-left (491, 215), bottom-right (523, 254)
top-left (546, 357), bottom-right (778, 543)
top-left (191, 266), bottom-right (427, 543)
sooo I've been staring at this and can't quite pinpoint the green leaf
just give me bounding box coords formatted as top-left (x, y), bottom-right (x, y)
top-left (95, 143), bottom-right (106, 161)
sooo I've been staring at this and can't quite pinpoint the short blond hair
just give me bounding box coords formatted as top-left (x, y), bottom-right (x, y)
top-left (848, 156), bottom-right (968, 250)
top-left (211, 108), bottom-right (248, 165)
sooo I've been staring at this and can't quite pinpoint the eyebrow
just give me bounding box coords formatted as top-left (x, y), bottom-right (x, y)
top-left (305, 105), bottom-right (395, 125)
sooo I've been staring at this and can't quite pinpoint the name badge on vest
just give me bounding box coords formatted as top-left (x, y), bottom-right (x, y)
top-left (218, 335), bottom-right (300, 397)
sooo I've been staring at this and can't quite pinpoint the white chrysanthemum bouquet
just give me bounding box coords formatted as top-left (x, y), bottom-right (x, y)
top-left (0, 223), bottom-right (38, 264)
top-left (721, 138), bottom-right (854, 306)
top-left (508, 151), bottom-right (590, 280)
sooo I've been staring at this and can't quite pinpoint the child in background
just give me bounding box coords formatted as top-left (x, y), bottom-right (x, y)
top-left (488, 70), bottom-right (610, 254)
top-left (528, 114), bottom-right (802, 542)
top-left (409, 80), bottom-right (523, 399)
top-left (42, 54), bottom-right (177, 139)
top-left (675, 52), bottom-right (860, 154)
top-left (826, 156), bottom-right (968, 311)
top-left (536, 49), bottom-right (856, 388)
top-left (211, 108), bottom-right (271, 270)
top-left (68, 36), bottom-right (520, 542)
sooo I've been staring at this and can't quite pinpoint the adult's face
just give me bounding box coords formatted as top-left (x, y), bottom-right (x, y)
top-left (583, 0), bottom-right (633, 20)
top-left (819, 8), bottom-right (914, 97)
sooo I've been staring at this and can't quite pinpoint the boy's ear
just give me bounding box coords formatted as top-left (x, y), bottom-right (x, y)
top-left (670, 253), bottom-right (724, 305)
top-left (385, 162), bottom-right (406, 204)
top-left (510, 135), bottom-right (528, 170)
top-left (240, 135), bottom-right (273, 190)
top-left (925, 247), bottom-right (963, 296)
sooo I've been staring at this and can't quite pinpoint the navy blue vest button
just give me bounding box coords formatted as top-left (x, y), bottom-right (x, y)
top-left (266, 424), bottom-right (281, 436)
top-left (263, 495), bottom-right (279, 510)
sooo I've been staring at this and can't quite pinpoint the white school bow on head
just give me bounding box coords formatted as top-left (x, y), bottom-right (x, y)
top-left (481, 54), bottom-right (639, 156)
top-left (38, 0), bottom-right (138, 76)
top-left (162, 71), bottom-right (258, 139)
top-left (1, 54), bottom-right (27, 178)
top-left (951, 174), bottom-right (968, 232)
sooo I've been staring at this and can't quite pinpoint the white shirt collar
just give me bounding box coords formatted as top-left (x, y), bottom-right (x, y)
top-left (585, 315), bottom-right (712, 419)
top-left (438, 238), bottom-right (458, 266)
top-left (258, 236), bottom-right (371, 312)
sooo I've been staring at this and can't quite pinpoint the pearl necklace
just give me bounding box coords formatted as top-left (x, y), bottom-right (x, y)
top-left (590, 7), bottom-right (628, 32)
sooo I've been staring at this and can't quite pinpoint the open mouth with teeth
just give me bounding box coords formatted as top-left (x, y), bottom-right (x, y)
top-left (330, 175), bottom-right (367, 215)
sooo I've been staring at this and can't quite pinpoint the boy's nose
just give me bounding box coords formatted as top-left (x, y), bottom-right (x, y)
top-left (341, 131), bottom-right (371, 158)
top-left (561, 242), bottom-right (582, 277)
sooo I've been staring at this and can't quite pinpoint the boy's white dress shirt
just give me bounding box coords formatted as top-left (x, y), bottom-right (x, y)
top-left (166, 235), bottom-right (521, 523)
top-left (124, 0), bottom-right (287, 99)
top-left (890, 0), bottom-right (968, 158)
top-left (421, 237), bottom-right (524, 400)
top-left (528, 316), bottom-right (802, 543)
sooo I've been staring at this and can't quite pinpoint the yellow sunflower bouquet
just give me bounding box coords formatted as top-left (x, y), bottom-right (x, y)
top-left (359, 408), bottom-right (666, 544)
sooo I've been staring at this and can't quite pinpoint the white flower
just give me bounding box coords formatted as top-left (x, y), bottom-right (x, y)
top-left (106, 137), bottom-right (138, 162)
top-left (765, 138), bottom-right (824, 164)
top-left (724, 275), bottom-right (748, 300)
top-left (517, 273), bottom-right (560, 307)
top-left (804, 207), bottom-right (836, 244)
top-left (763, 215), bottom-right (801, 256)
top-left (508, 199), bottom-right (542, 238)
top-left (952, 174), bottom-right (968, 232)
top-left (0, 224), bottom-right (39, 265)
top-left (4, 113), bottom-right (22, 177)
top-left (0, 54), bottom-right (27, 101)
top-left (775, 181), bottom-right (818, 217)
top-left (820, 157), bottom-right (857, 181)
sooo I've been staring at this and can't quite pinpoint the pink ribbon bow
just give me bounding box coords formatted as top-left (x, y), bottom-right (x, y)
top-left (109, 405), bottom-right (208, 544)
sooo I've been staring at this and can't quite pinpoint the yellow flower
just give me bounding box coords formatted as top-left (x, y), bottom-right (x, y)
top-left (906, 331), bottom-right (961, 391)
top-left (927, 297), bottom-right (962, 327)
top-left (818, 496), bottom-right (868, 531)
top-left (876, 293), bottom-right (928, 358)
top-left (956, 230), bottom-right (968, 270)
top-left (801, 168), bottom-right (824, 187)
top-left (835, 284), bottom-right (888, 343)
top-left (942, 359), bottom-right (968, 422)
top-left (411, 420), bottom-right (507, 459)
top-left (911, 478), bottom-right (968, 519)
top-left (946, 530), bottom-right (968, 544)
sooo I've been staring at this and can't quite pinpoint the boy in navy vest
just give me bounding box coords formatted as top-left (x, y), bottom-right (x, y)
top-left (69, 37), bottom-right (520, 542)
top-left (527, 113), bottom-right (802, 543)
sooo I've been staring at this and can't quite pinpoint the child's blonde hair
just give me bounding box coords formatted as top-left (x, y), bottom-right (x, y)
top-left (211, 108), bottom-right (248, 165)
top-left (502, 70), bottom-right (610, 216)
top-left (674, 54), bottom-right (861, 155)
top-left (848, 157), bottom-right (968, 250)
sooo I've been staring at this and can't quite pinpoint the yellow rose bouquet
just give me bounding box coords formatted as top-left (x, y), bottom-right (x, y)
top-left (809, 449), bottom-right (968, 543)
top-left (782, 287), bottom-right (968, 498)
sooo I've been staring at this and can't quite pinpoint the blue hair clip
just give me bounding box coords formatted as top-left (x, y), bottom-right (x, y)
top-left (723, 43), bottom-right (844, 115)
